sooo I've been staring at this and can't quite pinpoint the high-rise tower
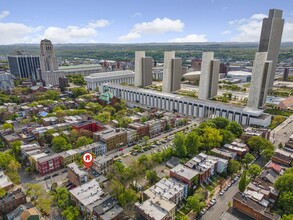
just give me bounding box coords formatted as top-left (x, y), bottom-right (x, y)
top-left (40, 39), bottom-right (58, 72)
top-left (258, 9), bottom-right (284, 91)
top-left (247, 52), bottom-right (272, 109)
top-left (162, 51), bottom-right (182, 93)
top-left (198, 52), bottom-right (220, 100)
top-left (134, 51), bottom-right (153, 87)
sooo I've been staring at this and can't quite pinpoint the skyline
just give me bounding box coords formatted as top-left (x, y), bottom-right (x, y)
top-left (0, 0), bottom-right (292, 44)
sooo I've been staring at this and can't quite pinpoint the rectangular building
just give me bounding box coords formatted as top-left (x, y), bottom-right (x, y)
top-left (8, 55), bottom-right (40, 79)
top-left (93, 128), bottom-right (127, 151)
top-left (170, 164), bottom-right (199, 188)
top-left (92, 156), bottom-right (114, 175)
top-left (134, 51), bottom-right (153, 87)
top-left (67, 162), bottom-right (88, 186)
top-left (35, 154), bottom-right (62, 176)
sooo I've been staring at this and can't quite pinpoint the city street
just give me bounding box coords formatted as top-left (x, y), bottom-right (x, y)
top-left (271, 115), bottom-right (293, 147)
top-left (200, 180), bottom-right (239, 220)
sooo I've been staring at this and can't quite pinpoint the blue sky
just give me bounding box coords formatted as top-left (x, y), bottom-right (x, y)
top-left (0, 0), bottom-right (292, 44)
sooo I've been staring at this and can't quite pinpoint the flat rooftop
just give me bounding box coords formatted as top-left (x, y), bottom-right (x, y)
top-left (171, 164), bottom-right (199, 180)
top-left (59, 64), bottom-right (102, 71)
top-left (104, 83), bottom-right (264, 117)
top-left (86, 70), bottom-right (134, 78)
top-left (67, 162), bottom-right (87, 177)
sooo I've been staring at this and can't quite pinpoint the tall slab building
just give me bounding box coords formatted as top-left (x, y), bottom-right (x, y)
top-left (40, 39), bottom-right (58, 72)
top-left (134, 51), bottom-right (152, 87)
top-left (247, 52), bottom-right (272, 109)
top-left (8, 55), bottom-right (40, 79)
top-left (162, 51), bottom-right (182, 93)
top-left (258, 9), bottom-right (284, 92)
top-left (198, 52), bottom-right (220, 100)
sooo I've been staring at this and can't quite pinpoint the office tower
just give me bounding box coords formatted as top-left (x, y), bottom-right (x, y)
top-left (198, 52), bottom-right (220, 100)
top-left (247, 52), bottom-right (272, 109)
top-left (162, 51), bottom-right (182, 93)
top-left (258, 9), bottom-right (284, 91)
top-left (8, 55), bottom-right (40, 79)
top-left (191, 59), bottom-right (201, 71)
top-left (40, 39), bottom-right (58, 72)
top-left (134, 51), bottom-right (153, 87)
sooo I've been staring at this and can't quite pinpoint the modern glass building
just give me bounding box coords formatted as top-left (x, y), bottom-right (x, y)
top-left (8, 55), bottom-right (40, 79)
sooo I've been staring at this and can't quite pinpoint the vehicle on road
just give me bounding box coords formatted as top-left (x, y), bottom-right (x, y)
top-left (52, 173), bottom-right (59, 177)
top-left (43, 176), bottom-right (51, 180)
top-left (62, 169), bottom-right (67, 173)
top-left (219, 191), bottom-right (224, 196)
top-left (131, 152), bottom-right (138, 156)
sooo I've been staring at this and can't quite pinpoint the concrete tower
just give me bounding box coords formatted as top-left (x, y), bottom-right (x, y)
top-left (247, 52), bottom-right (272, 109)
top-left (198, 52), bottom-right (220, 100)
top-left (162, 51), bottom-right (182, 93)
top-left (40, 39), bottom-right (58, 72)
top-left (258, 9), bottom-right (284, 91)
top-left (134, 51), bottom-right (152, 87)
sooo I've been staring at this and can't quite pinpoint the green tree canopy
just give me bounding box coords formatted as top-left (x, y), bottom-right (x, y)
top-left (185, 131), bottom-right (200, 156)
top-left (61, 206), bottom-right (80, 220)
top-left (242, 153), bottom-right (255, 167)
top-left (71, 87), bottom-right (87, 98)
top-left (2, 123), bottom-right (13, 130)
top-left (146, 170), bottom-right (159, 185)
top-left (52, 136), bottom-right (71, 152)
top-left (173, 132), bottom-right (187, 158)
top-left (219, 129), bottom-right (235, 146)
top-left (227, 159), bottom-right (241, 175)
top-left (211, 117), bottom-right (230, 129)
top-left (226, 121), bottom-right (243, 137)
top-left (186, 195), bottom-right (205, 214)
top-left (76, 136), bottom-right (93, 148)
top-left (94, 111), bottom-right (111, 123)
top-left (200, 127), bottom-right (223, 151)
top-left (239, 170), bottom-right (247, 192)
top-left (248, 136), bottom-right (274, 155)
top-left (247, 164), bottom-right (262, 179)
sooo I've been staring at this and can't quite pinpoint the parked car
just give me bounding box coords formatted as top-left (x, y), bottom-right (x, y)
top-left (219, 191), bottom-right (224, 196)
top-left (228, 183), bottom-right (232, 188)
top-left (52, 173), bottom-right (59, 177)
top-left (131, 152), bottom-right (138, 156)
top-left (43, 176), bottom-right (51, 180)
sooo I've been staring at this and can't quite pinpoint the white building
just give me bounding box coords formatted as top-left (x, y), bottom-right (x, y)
top-left (85, 70), bottom-right (135, 91)
top-left (103, 83), bottom-right (272, 127)
top-left (227, 71), bottom-right (252, 82)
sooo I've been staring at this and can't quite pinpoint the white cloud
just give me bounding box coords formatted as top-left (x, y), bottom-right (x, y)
top-left (222, 30), bottom-right (231, 35)
top-left (283, 22), bottom-right (293, 42)
top-left (132, 17), bottom-right (184, 34)
top-left (169, 34), bottom-right (208, 42)
top-left (118, 32), bottom-right (141, 42)
top-left (87, 19), bottom-right (110, 28)
top-left (0, 11), bottom-right (9, 20)
top-left (118, 17), bottom-right (184, 42)
top-left (0, 19), bottom-right (110, 44)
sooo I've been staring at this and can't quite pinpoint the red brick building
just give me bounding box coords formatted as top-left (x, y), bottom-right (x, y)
top-left (271, 149), bottom-right (293, 167)
top-left (128, 122), bottom-right (149, 139)
top-left (0, 188), bottom-right (26, 215)
top-left (36, 154), bottom-right (62, 176)
top-left (72, 120), bottom-right (104, 133)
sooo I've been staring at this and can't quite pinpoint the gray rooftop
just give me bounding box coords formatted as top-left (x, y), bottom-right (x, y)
top-left (170, 164), bottom-right (199, 180)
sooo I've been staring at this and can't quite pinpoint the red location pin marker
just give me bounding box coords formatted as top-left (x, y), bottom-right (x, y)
top-left (82, 152), bottom-right (93, 169)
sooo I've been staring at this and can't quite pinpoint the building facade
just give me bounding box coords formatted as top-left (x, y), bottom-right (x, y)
top-left (198, 52), bottom-right (220, 100)
top-left (67, 162), bottom-right (88, 186)
top-left (35, 154), bottom-right (62, 176)
top-left (103, 83), bottom-right (272, 127)
top-left (8, 55), bottom-right (40, 79)
top-left (134, 51), bottom-right (153, 87)
top-left (0, 72), bottom-right (14, 91)
top-left (85, 70), bottom-right (135, 91)
top-left (162, 51), bottom-right (182, 93)
top-left (258, 9), bottom-right (284, 91)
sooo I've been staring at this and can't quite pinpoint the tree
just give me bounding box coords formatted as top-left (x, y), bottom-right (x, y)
top-left (118, 188), bottom-right (138, 215)
top-left (247, 164), bottom-right (262, 179)
top-left (11, 140), bottom-right (21, 156)
top-left (261, 148), bottom-right (274, 161)
top-left (45, 90), bottom-right (60, 100)
top-left (61, 206), bottom-right (80, 220)
top-left (95, 111), bottom-right (111, 123)
top-left (185, 132), bottom-right (200, 156)
top-left (76, 136), bottom-right (93, 148)
top-left (278, 191), bottom-right (293, 214)
top-left (143, 136), bottom-right (149, 146)
top-left (200, 127), bottom-right (222, 151)
top-left (173, 132), bottom-right (187, 158)
top-left (6, 160), bottom-right (21, 184)
top-left (0, 188), bottom-right (6, 197)
top-left (52, 187), bottom-right (71, 209)
top-left (71, 87), bottom-right (87, 98)
top-left (52, 136), bottom-right (71, 152)
top-left (248, 136), bottom-right (274, 155)
top-left (115, 110), bottom-right (127, 119)
top-left (226, 121), bottom-right (243, 137)
top-left (242, 153), bottom-right (255, 168)
top-left (186, 195), bottom-right (205, 214)
top-left (275, 172), bottom-right (293, 193)
top-left (2, 123), bottom-right (13, 130)
top-left (102, 105), bottom-right (116, 116)
top-left (281, 214), bottom-right (293, 220)
top-left (227, 159), bottom-right (241, 175)
top-left (211, 117), bottom-right (230, 129)
top-left (85, 102), bottom-right (102, 114)
top-left (146, 170), bottom-right (159, 185)
top-left (140, 116), bottom-right (148, 123)
top-left (219, 129), bottom-right (235, 146)
top-left (118, 117), bottom-right (132, 128)
top-left (238, 170), bottom-right (247, 192)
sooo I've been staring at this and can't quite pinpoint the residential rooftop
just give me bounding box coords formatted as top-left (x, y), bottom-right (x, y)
top-left (67, 162), bottom-right (87, 177)
top-left (170, 164), bottom-right (199, 180)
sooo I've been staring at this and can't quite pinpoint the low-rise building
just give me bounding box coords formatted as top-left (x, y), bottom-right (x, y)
top-left (92, 156), bottom-right (114, 175)
top-left (146, 120), bottom-right (163, 136)
top-left (20, 207), bottom-right (41, 220)
top-left (42, 117), bottom-right (58, 126)
top-left (0, 171), bottom-right (13, 191)
top-left (211, 148), bottom-right (237, 160)
top-left (35, 154), bottom-right (62, 176)
top-left (170, 164), bottom-right (199, 188)
top-left (143, 178), bottom-right (187, 205)
top-left (67, 162), bottom-right (88, 186)
top-left (128, 122), bottom-right (149, 139)
top-left (125, 128), bottom-right (137, 145)
top-left (69, 179), bottom-right (105, 219)
top-left (75, 142), bottom-right (107, 157)
top-left (72, 120), bottom-right (105, 133)
top-left (20, 143), bottom-right (42, 160)
top-left (135, 196), bottom-right (176, 220)
top-left (223, 144), bottom-right (248, 158)
top-left (94, 128), bottom-right (127, 151)
top-left (241, 127), bottom-right (271, 142)
top-left (0, 188), bottom-right (26, 215)
top-left (92, 195), bottom-right (124, 220)
top-left (233, 192), bottom-right (280, 220)
top-left (59, 149), bottom-right (78, 166)
top-left (271, 149), bottom-right (293, 166)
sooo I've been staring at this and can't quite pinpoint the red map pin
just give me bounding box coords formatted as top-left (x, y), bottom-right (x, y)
top-left (82, 152), bottom-right (93, 169)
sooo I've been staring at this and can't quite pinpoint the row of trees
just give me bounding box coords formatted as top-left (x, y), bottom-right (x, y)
top-left (172, 117), bottom-right (243, 158)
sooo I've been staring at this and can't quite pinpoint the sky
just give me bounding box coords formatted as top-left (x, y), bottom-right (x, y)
top-left (0, 0), bottom-right (292, 44)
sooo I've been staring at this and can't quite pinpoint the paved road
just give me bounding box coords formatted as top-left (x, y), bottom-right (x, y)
top-left (271, 115), bottom-right (293, 147)
top-left (200, 179), bottom-right (239, 220)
